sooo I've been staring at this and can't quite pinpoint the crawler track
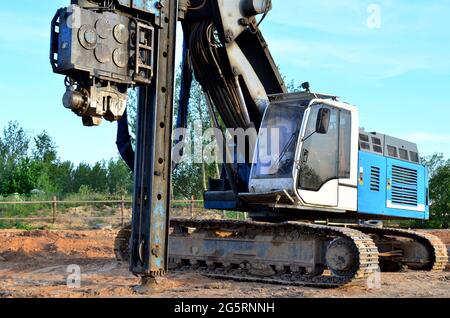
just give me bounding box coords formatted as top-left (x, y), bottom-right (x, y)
top-left (356, 226), bottom-right (448, 271)
top-left (115, 220), bottom-right (448, 289)
top-left (170, 219), bottom-right (379, 288)
top-left (115, 219), bottom-right (380, 288)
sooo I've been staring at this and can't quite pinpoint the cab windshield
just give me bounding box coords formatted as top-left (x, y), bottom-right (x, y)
top-left (252, 101), bottom-right (306, 179)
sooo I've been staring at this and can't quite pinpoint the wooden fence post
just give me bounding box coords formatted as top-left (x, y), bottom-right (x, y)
top-left (190, 195), bottom-right (195, 218)
top-left (120, 196), bottom-right (125, 227)
top-left (52, 196), bottom-right (57, 224)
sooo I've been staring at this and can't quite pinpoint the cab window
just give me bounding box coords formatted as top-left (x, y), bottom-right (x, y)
top-left (338, 110), bottom-right (352, 179)
top-left (252, 101), bottom-right (306, 179)
top-left (299, 105), bottom-right (339, 191)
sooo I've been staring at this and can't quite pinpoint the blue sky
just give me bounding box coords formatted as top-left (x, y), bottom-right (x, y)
top-left (0, 0), bottom-right (449, 164)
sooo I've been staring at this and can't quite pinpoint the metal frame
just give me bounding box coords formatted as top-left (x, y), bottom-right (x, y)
top-left (129, 0), bottom-right (178, 277)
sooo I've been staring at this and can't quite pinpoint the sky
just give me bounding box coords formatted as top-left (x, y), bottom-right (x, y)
top-left (0, 0), bottom-right (449, 165)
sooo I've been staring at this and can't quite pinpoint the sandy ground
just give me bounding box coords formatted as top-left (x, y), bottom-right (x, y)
top-left (0, 229), bottom-right (448, 298)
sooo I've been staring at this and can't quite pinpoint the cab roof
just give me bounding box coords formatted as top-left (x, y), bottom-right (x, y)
top-left (269, 91), bottom-right (339, 103)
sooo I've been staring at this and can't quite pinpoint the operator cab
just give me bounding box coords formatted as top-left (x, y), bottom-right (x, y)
top-left (207, 90), bottom-right (428, 221)
top-left (244, 91), bottom-right (428, 220)
top-left (245, 91), bottom-right (360, 212)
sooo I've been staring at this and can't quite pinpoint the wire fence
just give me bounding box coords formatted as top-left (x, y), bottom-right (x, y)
top-left (0, 197), bottom-right (246, 230)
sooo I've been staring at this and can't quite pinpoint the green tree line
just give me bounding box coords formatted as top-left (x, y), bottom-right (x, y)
top-left (0, 121), bottom-right (132, 197)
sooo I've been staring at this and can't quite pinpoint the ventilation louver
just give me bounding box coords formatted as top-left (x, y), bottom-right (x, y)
top-left (370, 167), bottom-right (380, 192)
top-left (391, 165), bottom-right (418, 207)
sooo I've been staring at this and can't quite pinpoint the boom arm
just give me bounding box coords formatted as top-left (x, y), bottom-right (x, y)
top-left (177, 0), bottom-right (287, 196)
top-left (181, 0), bottom-right (286, 130)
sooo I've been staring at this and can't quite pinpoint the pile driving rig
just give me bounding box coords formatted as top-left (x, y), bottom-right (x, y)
top-left (50, 0), bottom-right (447, 288)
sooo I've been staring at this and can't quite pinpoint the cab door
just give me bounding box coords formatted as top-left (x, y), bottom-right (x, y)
top-left (297, 105), bottom-right (339, 207)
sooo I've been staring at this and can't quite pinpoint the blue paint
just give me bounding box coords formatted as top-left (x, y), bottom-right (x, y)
top-left (204, 201), bottom-right (237, 210)
top-left (204, 152), bottom-right (430, 221)
top-left (357, 151), bottom-right (429, 220)
top-left (116, 108), bottom-right (135, 171)
top-left (152, 201), bottom-right (166, 268)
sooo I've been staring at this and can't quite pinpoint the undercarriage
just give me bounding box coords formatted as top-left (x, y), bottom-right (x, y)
top-left (356, 227), bottom-right (448, 272)
top-left (114, 219), bottom-right (448, 288)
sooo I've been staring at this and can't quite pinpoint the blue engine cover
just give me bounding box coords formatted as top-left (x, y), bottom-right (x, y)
top-left (357, 151), bottom-right (429, 220)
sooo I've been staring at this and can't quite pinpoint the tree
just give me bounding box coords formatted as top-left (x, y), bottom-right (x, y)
top-left (421, 153), bottom-right (449, 178)
top-left (33, 131), bottom-right (57, 164)
top-left (5, 158), bottom-right (38, 194)
top-left (0, 121), bottom-right (31, 193)
top-left (172, 161), bottom-right (204, 199)
top-left (414, 153), bottom-right (450, 229)
top-left (0, 121), bottom-right (30, 165)
top-left (89, 161), bottom-right (109, 193)
top-left (50, 161), bottom-right (74, 194)
top-left (429, 163), bottom-right (449, 228)
top-left (107, 159), bottom-right (133, 195)
top-left (72, 163), bottom-right (93, 193)
top-left (29, 131), bottom-right (60, 194)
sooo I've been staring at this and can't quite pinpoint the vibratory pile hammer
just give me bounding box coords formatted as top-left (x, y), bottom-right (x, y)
top-left (50, 0), bottom-right (447, 288)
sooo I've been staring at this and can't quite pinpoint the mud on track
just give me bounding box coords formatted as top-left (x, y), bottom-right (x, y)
top-left (0, 230), bottom-right (449, 298)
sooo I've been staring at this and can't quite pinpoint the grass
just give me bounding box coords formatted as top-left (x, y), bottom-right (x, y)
top-left (0, 220), bottom-right (46, 231)
top-left (0, 192), bottom-right (131, 230)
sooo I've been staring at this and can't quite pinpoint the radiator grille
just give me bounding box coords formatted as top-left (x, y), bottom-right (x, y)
top-left (370, 167), bottom-right (380, 192)
top-left (391, 165), bottom-right (418, 206)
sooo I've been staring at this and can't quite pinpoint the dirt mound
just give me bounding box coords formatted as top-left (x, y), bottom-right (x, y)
top-left (0, 230), bottom-right (115, 263)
